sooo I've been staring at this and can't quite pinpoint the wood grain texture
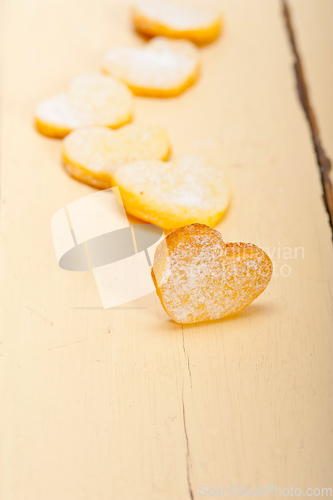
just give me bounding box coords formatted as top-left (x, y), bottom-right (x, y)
top-left (0, 1), bottom-right (332, 499)
top-left (282, 0), bottom-right (333, 227)
top-left (289, 0), bottom-right (333, 187)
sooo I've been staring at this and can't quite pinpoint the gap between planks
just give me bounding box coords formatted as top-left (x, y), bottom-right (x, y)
top-left (281, 0), bottom-right (333, 233)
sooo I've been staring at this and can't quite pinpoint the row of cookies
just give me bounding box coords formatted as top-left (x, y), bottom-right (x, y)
top-left (131, 3), bottom-right (272, 323)
top-left (35, 1), bottom-right (273, 323)
top-left (35, 1), bottom-right (230, 230)
top-left (35, 36), bottom-right (201, 139)
top-left (62, 124), bottom-right (230, 229)
top-left (35, 0), bottom-right (223, 137)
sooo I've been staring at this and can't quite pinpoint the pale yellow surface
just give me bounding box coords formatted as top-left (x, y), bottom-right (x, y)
top-left (0, 1), bottom-right (333, 500)
top-left (290, 0), bottom-right (333, 184)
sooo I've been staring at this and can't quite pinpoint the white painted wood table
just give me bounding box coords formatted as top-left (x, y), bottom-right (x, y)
top-left (1, 1), bottom-right (332, 499)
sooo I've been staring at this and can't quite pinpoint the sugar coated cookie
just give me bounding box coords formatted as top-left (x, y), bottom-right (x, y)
top-left (35, 73), bottom-right (133, 138)
top-left (132, 0), bottom-right (222, 45)
top-left (62, 124), bottom-right (171, 189)
top-left (103, 37), bottom-right (199, 97)
top-left (151, 224), bottom-right (273, 324)
top-left (112, 155), bottom-right (230, 229)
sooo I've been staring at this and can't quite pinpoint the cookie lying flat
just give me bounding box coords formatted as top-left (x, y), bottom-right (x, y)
top-left (151, 224), bottom-right (273, 324)
top-left (102, 37), bottom-right (199, 97)
top-left (132, 0), bottom-right (222, 45)
top-left (35, 73), bottom-right (133, 138)
top-left (62, 124), bottom-right (171, 189)
top-left (112, 155), bottom-right (230, 229)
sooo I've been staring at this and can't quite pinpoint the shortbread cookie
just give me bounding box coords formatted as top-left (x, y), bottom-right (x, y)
top-left (35, 73), bottom-right (133, 138)
top-left (112, 155), bottom-right (230, 229)
top-left (151, 224), bottom-right (273, 324)
top-left (132, 0), bottom-right (222, 45)
top-left (62, 124), bottom-right (171, 189)
top-left (102, 37), bottom-right (199, 97)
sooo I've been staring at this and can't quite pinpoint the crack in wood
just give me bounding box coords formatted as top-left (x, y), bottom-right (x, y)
top-left (282, 0), bottom-right (333, 233)
top-left (48, 338), bottom-right (91, 351)
top-left (182, 328), bottom-right (193, 390)
top-left (181, 388), bottom-right (194, 500)
top-left (181, 326), bottom-right (194, 500)
top-left (25, 305), bottom-right (54, 326)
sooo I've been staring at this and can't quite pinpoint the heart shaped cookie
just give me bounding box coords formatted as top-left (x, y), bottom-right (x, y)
top-left (132, 0), bottom-right (222, 45)
top-left (112, 155), bottom-right (230, 229)
top-left (62, 124), bottom-right (171, 189)
top-left (102, 37), bottom-right (199, 97)
top-left (151, 224), bottom-right (273, 324)
top-left (35, 73), bottom-right (133, 138)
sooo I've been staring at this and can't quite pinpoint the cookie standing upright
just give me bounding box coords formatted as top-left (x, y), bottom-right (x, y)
top-left (103, 37), bottom-right (200, 97)
top-left (35, 73), bottom-right (133, 138)
top-left (62, 124), bottom-right (171, 189)
top-left (132, 0), bottom-right (222, 45)
top-left (112, 155), bottom-right (231, 229)
top-left (152, 224), bottom-right (273, 324)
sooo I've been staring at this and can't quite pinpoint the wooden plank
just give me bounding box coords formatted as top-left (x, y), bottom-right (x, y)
top-left (282, 0), bottom-right (333, 226)
top-left (289, 0), bottom-right (333, 186)
top-left (0, 0), bottom-right (332, 499)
